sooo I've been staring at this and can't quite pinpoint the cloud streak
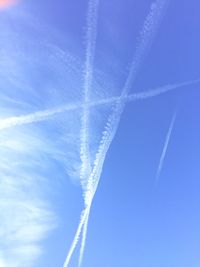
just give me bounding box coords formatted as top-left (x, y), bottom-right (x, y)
top-left (0, 128), bottom-right (57, 267)
top-left (80, 0), bottom-right (100, 189)
top-left (62, 206), bottom-right (90, 267)
top-left (78, 207), bottom-right (90, 267)
top-left (155, 110), bottom-right (177, 184)
top-left (0, 1), bottom-right (196, 266)
top-left (1, 77), bottom-right (198, 131)
top-left (75, 1), bottom-right (170, 266)
top-left (63, 0), bottom-right (100, 265)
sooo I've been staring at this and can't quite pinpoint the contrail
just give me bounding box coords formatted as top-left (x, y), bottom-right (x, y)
top-left (84, 0), bottom-right (170, 206)
top-left (62, 190), bottom-right (93, 267)
top-left (0, 103), bottom-right (79, 130)
top-left (155, 111), bottom-right (177, 184)
top-left (121, 0), bottom-right (169, 98)
top-left (1, 77), bottom-right (199, 131)
top-left (126, 78), bottom-right (200, 102)
top-left (80, 1), bottom-right (170, 265)
top-left (96, 78), bottom-right (200, 106)
top-left (78, 208), bottom-right (90, 267)
top-left (62, 1), bottom-right (171, 266)
top-left (62, 206), bottom-right (90, 267)
top-left (80, 0), bottom-right (100, 189)
top-left (63, 0), bottom-right (100, 265)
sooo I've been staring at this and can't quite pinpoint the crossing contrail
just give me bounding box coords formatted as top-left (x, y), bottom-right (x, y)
top-left (80, 2), bottom-right (170, 267)
top-left (155, 110), bottom-right (177, 184)
top-left (80, 0), bottom-right (100, 189)
top-left (1, 77), bottom-right (198, 131)
top-left (84, 0), bottom-right (170, 207)
top-left (78, 208), bottom-right (90, 267)
top-left (62, 205), bottom-right (90, 267)
top-left (63, 0), bottom-right (100, 266)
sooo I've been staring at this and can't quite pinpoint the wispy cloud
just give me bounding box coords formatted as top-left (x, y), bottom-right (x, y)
top-left (0, 6), bottom-right (87, 267)
top-left (0, 128), bottom-right (57, 267)
top-left (155, 110), bottom-right (177, 184)
top-left (0, 1), bottom-right (196, 266)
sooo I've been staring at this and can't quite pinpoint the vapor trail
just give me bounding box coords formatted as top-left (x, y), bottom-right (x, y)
top-left (63, 0), bottom-right (100, 265)
top-left (1, 77), bottom-right (198, 131)
top-left (125, 78), bottom-right (200, 102)
top-left (96, 78), bottom-right (200, 106)
top-left (78, 208), bottom-right (90, 267)
top-left (84, 0), bottom-right (170, 207)
top-left (80, 0), bottom-right (100, 189)
top-left (155, 111), bottom-right (177, 184)
top-left (0, 103), bottom-right (79, 130)
top-left (71, 0), bottom-right (100, 264)
top-left (79, 1), bottom-right (170, 265)
top-left (62, 206), bottom-right (90, 267)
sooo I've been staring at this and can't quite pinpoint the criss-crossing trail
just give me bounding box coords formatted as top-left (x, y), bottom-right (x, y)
top-left (0, 1), bottom-right (199, 267)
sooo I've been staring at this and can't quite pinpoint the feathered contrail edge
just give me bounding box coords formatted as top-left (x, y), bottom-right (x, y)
top-left (78, 1), bottom-right (171, 266)
top-left (80, 0), bottom-right (100, 189)
top-left (62, 1), bottom-right (172, 266)
top-left (1, 78), bottom-right (199, 131)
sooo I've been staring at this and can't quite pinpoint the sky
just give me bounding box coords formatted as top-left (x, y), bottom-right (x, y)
top-left (0, 0), bottom-right (200, 267)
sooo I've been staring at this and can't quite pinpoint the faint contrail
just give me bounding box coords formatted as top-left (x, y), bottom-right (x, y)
top-left (155, 111), bottom-right (177, 184)
top-left (1, 78), bottom-right (199, 131)
top-left (126, 78), bottom-right (200, 102)
top-left (80, 0), bottom-right (100, 189)
top-left (97, 78), bottom-right (200, 106)
top-left (121, 0), bottom-right (169, 98)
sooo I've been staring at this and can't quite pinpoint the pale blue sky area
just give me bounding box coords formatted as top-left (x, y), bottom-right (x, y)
top-left (0, 1), bottom-right (200, 267)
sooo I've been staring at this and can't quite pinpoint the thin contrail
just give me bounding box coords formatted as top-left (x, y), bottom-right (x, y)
top-left (0, 103), bottom-right (79, 130)
top-left (80, 0), bottom-right (100, 188)
top-left (78, 208), bottom-right (90, 267)
top-left (62, 206), bottom-right (90, 267)
top-left (155, 111), bottom-right (177, 184)
top-left (121, 0), bottom-right (169, 98)
top-left (126, 78), bottom-right (200, 102)
top-left (1, 77), bottom-right (199, 131)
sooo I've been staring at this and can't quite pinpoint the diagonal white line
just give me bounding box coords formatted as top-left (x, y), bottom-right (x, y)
top-left (78, 203), bottom-right (90, 267)
top-left (1, 78), bottom-right (199, 131)
top-left (62, 206), bottom-right (90, 267)
top-left (84, 0), bottom-right (171, 207)
top-left (63, 0), bottom-right (100, 266)
top-left (79, 1), bottom-right (171, 267)
top-left (80, 0), bottom-right (100, 189)
top-left (155, 110), bottom-right (177, 184)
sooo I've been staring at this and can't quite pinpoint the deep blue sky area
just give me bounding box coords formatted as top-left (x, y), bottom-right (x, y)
top-left (0, 1), bottom-right (200, 267)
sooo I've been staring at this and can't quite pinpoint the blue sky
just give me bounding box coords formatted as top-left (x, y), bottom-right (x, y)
top-left (0, 0), bottom-right (200, 267)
